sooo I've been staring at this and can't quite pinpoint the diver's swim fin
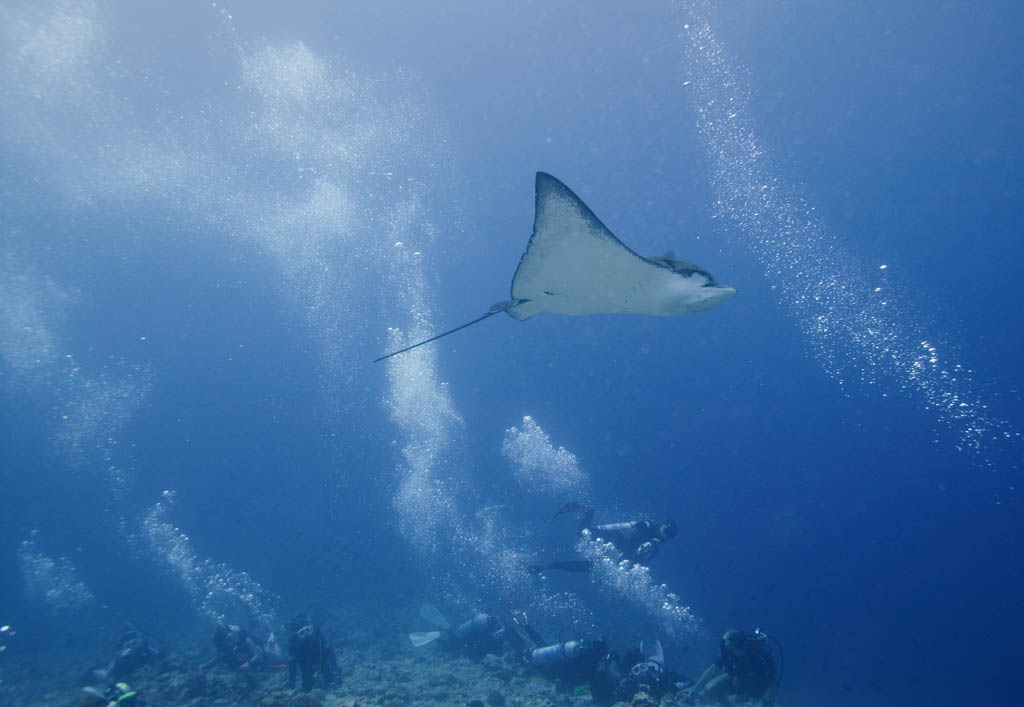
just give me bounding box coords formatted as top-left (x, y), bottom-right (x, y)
top-left (409, 631), bottom-right (442, 647)
top-left (553, 501), bottom-right (593, 518)
top-left (418, 603), bottom-right (451, 629)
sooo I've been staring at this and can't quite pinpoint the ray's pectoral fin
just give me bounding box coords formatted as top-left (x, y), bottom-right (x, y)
top-left (509, 172), bottom-right (734, 318)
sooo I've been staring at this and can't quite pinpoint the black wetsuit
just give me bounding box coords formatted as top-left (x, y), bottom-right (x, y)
top-left (287, 623), bottom-right (338, 691)
top-left (716, 639), bottom-right (777, 701)
top-left (202, 625), bottom-right (264, 672)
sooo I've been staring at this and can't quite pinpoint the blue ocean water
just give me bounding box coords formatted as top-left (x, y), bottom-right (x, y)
top-left (1, 1), bottom-right (1022, 705)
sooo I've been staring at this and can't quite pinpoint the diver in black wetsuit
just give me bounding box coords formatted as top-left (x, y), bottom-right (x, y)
top-left (84, 630), bottom-right (160, 684)
top-left (285, 615), bottom-right (338, 692)
top-left (528, 502), bottom-right (677, 573)
top-left (683, 629), bottom-right (779, 706)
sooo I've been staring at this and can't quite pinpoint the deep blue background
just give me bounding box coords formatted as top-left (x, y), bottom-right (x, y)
top-left (2, 1), bottom-right (1022, 705)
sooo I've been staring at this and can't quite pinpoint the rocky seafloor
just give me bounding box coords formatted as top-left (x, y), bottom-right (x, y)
top-left (1, 633), bottom-right (694, 707)
top-left (0, 602), bottom-right (744, 707)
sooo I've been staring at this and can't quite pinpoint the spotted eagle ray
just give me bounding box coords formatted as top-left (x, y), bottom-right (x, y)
top-left (374, 172), bottom-right (736, 362)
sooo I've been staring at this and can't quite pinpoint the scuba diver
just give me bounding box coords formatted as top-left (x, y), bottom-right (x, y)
top-left (532, 636), bottom-right (688, 705)
top-left (408, 603), bottom-right (507, 660)
top-left (682, 628), bottom-right (781, 706)
top-left (199, 624), bottom-right (287, 673)
top-left (604, 640), bottom-right (692, 703)
top-left (528, 501), bottom-right (677, 573)
top-left (285, 614), bottom-right (339, 692)
top-left (83, 630), bottom-right (161, 684)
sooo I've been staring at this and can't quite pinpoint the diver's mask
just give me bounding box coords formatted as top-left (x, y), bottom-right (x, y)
top-left (631, 659), bottom-right (664, 691)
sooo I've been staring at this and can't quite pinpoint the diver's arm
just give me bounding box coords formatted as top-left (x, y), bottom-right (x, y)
top-left (242, 637), bottom-right (261, 666)
top-left (198, 652), bottom-right (222, 671)
top-left (528, 558), bottom-right (593, 573)
top-left (577, 508), bottom-right (596, 535)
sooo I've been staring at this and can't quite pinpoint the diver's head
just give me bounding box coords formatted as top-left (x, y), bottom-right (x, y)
top-left (288, 614), bottom-right (311, 632)
top-left (658, 519), bottom-right (677, 540)
top-left (631, 658), bottom-right (664, 686)
top-left (721, 629), bottom-right (749, 655)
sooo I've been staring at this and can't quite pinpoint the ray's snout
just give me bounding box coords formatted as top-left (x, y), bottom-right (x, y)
top-left (688, 284), bottom-right (736, 313)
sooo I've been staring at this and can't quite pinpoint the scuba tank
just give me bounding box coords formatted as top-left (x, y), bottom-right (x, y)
top-left (531, 640), bottom-right (587, 668)
top-left (532, 638), bottom-right (608, 671)
top-left (592, 521), bottom-right (642, 541)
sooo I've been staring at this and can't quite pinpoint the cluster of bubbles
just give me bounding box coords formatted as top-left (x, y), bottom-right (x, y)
top-left (54, 360), bottom-right (152, 493)
top-left (382, 304), bottom-right (544, 605)
top-left (225, 39), bottom-right (449, 393)
top-left (0, 250), bottom-right (66, 380)
top-left (1, 0), bottom-right (486, 634)
top-left (2, 0), bottom-right (452, 395)
top-left (141, 492), bottom-right (279, 629)
top-left (678, 3), bottom-right (1017, 462)
top-left (384, 241), bottom-right (465, 556)
top-left (17, 535), bottom-right (94, 616)
top-left (0, 0), bottom-right (155, 489)
top-left (3, 0), bottom-right (459, 620)
top-left (0, 251), bottom-right (151, 496)
top-left (366, 133), bottom-right (536, 605)
top-left (529, 588), bottom-right (600, 639)
top-left (501, 416), bottom-right (591, 498)
top-left (576, 532), bottom-right (700, 639)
